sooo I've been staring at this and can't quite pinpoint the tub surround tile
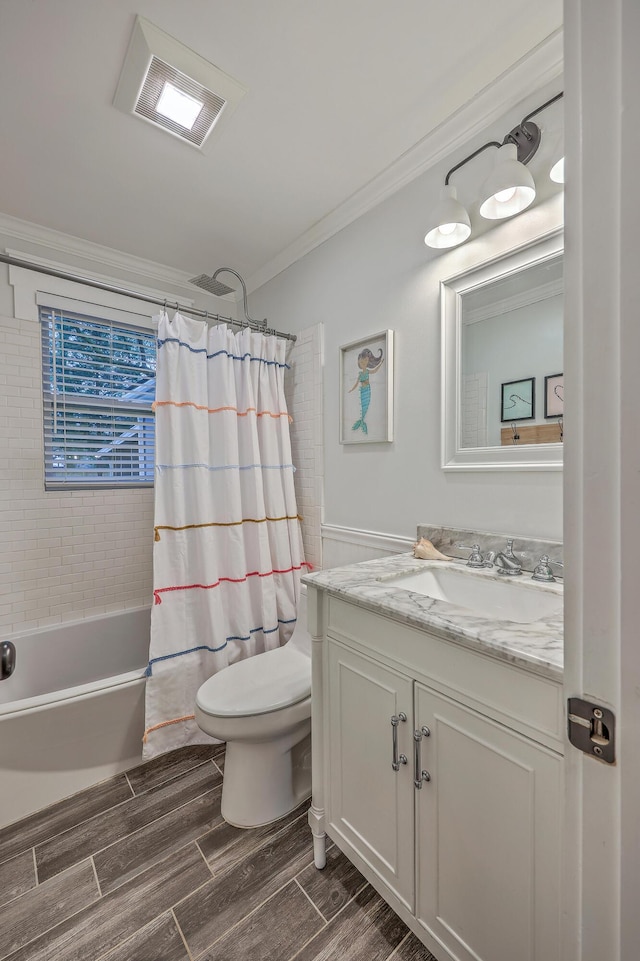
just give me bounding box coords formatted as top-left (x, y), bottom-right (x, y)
top-left (303, 551), bottom-right (563, 680)
top-left (0, 774), bottom-right (133, 866)
top-left (96, 913), bottom-right (190, 961)
top-left (0, 859), bottom-right (99, 959)
top-left (36, 762), bottom-right (221, 883)
top-left (94, 785), bottom-right (223, 894)
top-left (392, 933), bottom-right (439, 961)
top-left (126, 744), bottom-right (224, 795)
top-left (197, 797), bottom-right (309, 877)
top-left (289, 884), bottom-right (409, 961)
top-left (3, 844), bottom-right (211, 961)
top-left (296, 844), bottom-right (367, 921)
top-left (0, 850), bottom-right (36, 907)
top-left (196, 880), bottom-right (324, 961)
top-left (174, 813), bottom-right (313, 957)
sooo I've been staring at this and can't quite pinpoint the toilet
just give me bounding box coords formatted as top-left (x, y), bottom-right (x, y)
top-left (195, 589), bottom-right (312, 828)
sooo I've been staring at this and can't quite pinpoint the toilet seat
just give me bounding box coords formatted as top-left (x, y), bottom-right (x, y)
top-left (196, 646), bottom-right (311, 718)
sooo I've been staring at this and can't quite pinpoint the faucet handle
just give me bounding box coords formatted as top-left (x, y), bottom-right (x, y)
top-left (531, 554), bottom-right (563, 582)
top-left (461, 544), bottom-right (485, 568)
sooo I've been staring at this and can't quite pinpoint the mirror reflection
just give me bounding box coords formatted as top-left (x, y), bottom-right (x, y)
top-left (460, 255), bottom-right (563, 449)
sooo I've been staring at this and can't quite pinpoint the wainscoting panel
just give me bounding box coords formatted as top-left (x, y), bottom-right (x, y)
top-left (321, 525), bottom-right (414, 570)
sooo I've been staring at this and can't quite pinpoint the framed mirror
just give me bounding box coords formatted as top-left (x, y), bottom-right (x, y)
top-left (441, 228), bottom-right (563, 471)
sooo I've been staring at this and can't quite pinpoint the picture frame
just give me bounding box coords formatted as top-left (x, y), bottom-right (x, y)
top-left (340, 330), bottom-right (394, 444)
top-left (500, 377), bottom-right (535, 423)
top-left (544, 372), bottom-right (564, 418)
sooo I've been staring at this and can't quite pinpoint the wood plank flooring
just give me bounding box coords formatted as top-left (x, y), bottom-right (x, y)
top-left (0, 745), bottom-right (438, 961)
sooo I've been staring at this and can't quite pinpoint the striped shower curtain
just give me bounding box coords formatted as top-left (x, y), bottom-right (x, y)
top-left (143, 311), bottom-right (308, 757)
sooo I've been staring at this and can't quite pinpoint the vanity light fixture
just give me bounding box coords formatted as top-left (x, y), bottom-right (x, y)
top-left (424, 92), bottom-right (563, 249)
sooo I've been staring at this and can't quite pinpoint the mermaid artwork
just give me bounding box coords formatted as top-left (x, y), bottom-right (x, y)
top-left (348, 347), bottom-right (384, 435)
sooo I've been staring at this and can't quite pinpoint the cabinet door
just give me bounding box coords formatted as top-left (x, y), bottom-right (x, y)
top-left (325, 638), bottom-right (414, 910)
top-left (414, 683), bottom-right (563, 961)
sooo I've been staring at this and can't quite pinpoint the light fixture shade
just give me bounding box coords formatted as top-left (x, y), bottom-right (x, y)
top-left (424, 185), bottom-right (471, 249)
top-left (549, 156), bottom-right (564, 183)
top-left (549, 133), bottom-right (564, 183)
top-left (479, 143), bottom-right (536, 220)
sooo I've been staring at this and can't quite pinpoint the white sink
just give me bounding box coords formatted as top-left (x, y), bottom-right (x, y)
top-left (382, 565), bottom-right (562, 625)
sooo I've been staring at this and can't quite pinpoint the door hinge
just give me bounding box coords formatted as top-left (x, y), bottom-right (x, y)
top-left (567, 697), bottom-right (615, 763)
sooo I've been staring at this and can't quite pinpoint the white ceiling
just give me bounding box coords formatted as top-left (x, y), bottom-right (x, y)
top-left (0, 0), bottom-right (562, 288)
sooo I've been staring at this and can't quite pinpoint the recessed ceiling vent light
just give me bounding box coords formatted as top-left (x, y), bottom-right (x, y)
top-left (114, 17), bottom-right (246, 149)
top-left (155, 82), bottom-right (204, 130)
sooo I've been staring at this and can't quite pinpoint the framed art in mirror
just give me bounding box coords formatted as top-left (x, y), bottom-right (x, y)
top-left (441, 227), bottom-right (563, 470)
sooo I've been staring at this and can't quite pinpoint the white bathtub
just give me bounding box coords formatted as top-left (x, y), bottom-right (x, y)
top-left (0, 607), bottom-right (150, 829)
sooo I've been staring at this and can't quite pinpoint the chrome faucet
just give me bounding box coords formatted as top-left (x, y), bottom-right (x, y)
top-left (493, 539), bottom-right (522, 576)
top-left (531, 555), bottom-right (563, 582)
top-left (465, 544), bottom-right (486, 568)
top-left (462, 544), bottom-right (496, 569)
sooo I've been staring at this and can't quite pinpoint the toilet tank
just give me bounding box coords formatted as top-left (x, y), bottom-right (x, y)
top-left (286, 587), bottom-right (311, 657)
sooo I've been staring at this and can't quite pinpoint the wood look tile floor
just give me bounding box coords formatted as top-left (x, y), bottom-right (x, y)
top-left (0, 746), bottom-right (438, 961)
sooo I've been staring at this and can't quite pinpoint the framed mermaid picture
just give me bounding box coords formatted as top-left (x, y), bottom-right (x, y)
top-left (339, 330), bottom-right (394, 444)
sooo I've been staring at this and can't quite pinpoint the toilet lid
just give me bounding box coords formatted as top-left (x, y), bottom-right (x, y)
top-left (196, 646), bottom-right (311, 717)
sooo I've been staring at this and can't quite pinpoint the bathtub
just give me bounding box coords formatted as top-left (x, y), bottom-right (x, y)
top-left (0, 607), bottom-right (150, 830)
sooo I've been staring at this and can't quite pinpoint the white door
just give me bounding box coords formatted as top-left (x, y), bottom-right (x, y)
top-left (325, 638), bottom-right (415, 910)
top-left (414, 683), bottom-right (563, 961)
top-left (564, 2), bottom-right (640, 958)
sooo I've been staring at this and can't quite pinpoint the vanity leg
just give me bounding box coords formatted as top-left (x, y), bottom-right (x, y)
top-left (308, 589), bottom-right (327, 869)
top-left (308, 804), bottom-right (326, 869)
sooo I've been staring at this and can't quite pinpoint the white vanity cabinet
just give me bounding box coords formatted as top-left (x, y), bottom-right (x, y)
top-left (310, 590), bottom-right (565, 961)
top-left (325, 639), bottom-right (415, 909)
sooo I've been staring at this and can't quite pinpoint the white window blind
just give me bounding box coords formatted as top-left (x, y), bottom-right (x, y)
top-left (40, 306), bottom-right (157, 489)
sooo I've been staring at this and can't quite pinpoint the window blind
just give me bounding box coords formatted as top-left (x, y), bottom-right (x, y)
top-left (40, 307), bottom-right (157, 489)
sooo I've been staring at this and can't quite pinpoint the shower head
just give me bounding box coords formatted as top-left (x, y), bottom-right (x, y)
top-left (189, 267), bottom-right (267, 328)
top-left (189, 274), bottom-right (235, 297)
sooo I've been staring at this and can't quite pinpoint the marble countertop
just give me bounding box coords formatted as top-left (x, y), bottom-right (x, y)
top-left (302, 553), bottom-right (563, 681)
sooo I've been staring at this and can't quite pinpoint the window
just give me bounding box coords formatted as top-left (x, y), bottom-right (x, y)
top-left (40, 307), bottom-right (156, 489)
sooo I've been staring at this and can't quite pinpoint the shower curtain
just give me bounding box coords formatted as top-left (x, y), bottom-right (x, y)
top-left (143, 311), bottom-right (308, 757)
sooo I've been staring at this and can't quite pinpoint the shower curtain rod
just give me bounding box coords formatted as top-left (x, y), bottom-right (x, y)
top-left (0, 252), bottom-right (297, 342)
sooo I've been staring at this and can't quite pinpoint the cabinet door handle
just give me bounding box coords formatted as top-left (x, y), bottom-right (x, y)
top-left (391, 713), bottom-right (408, 771)
top-left (413, 726), bottom-right (431, 788)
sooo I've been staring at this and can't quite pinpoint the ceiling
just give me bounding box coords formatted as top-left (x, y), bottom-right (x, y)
top-left (0, 1), bottom-right (562, 289)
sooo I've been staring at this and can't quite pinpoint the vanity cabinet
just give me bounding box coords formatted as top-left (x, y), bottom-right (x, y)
top-left (313, 592), bottom-right (564, 961)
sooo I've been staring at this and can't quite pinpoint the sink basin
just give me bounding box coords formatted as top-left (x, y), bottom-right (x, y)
top-left (382, 565), bottom-right (562, 624)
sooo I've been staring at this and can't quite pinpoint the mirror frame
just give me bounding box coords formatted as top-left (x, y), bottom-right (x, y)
top-left (441, 227), bottom-right (564, 471)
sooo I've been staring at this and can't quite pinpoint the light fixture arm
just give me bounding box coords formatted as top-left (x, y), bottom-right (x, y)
top-left (443, 91), bottom-right (564, 188)
top-left (521, 91), bottom-right (564, 127)
top-left (444, 140), bottom-right (502, 186)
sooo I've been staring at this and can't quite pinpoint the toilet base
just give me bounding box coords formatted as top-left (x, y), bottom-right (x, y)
top-left (220, 723), bottom-right (312, 828)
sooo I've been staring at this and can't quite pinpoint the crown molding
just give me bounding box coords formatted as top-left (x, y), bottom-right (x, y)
top-left (5, 248), bottom-right (197, 309)
top-left (464, 276), bottom-right (563, 325)
top-left (247, 29), bottom-right (563, 294)
top-left (0, 211), bottom-right (203, 297)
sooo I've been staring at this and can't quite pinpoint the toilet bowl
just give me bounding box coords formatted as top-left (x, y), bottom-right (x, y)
top-left (195, 590), bottom-right (312, 828)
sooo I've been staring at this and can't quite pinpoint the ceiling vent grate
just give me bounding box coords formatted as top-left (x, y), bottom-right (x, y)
top-left (113, 17), bottom-right (246, 151)
top-left (135, 58), bottom-right (226, 147)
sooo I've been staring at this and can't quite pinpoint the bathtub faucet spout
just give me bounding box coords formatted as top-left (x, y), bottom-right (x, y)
top-left (1, 641), bottom-right (16, 680)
